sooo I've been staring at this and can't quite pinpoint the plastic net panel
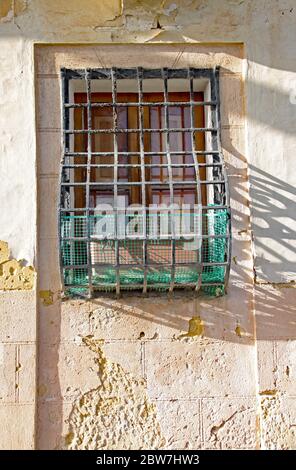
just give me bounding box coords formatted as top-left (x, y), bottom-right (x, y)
top-left (61, 209), bottom-right (228, 294)
top-left (60, 67), bottom-right (231, 296)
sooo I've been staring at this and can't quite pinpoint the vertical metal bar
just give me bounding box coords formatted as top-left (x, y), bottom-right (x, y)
top-left (137, 67), bottom-right (148, 293)
top-left (59, 67), bottom-right (231, 296)
top-left (111, 68), bottom-right (121, 296)
top-left (212, 67), bottom-right (232, 291)
top-left (162, 68), bottom-right (175, 292)
top-left (59, 69), bottom-right (69, 293)
top-left (85, 70), bottom-right (93, 297)
top-left (189, 68), bottom-right (203, 292)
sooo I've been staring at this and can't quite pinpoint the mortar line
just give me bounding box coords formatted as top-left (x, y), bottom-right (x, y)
top-left (15, 344), bottom-right (20, 403)
top-left (199, 398), bottom-right (204, 445)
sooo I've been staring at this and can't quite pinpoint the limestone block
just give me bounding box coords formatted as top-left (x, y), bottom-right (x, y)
top-left (37, 237), bottom-right (61, 292)
top-left (38, 342), bottom-right (99, 402)
top-left (228, 175), bottom-right (250, 232)
top-left (155, 399), bottom-right (202, 450)
top-left (0, 404), bottom-right (35, 450)
top-left (88, 295), bottom-right (196, 341)
top-left (197, 280), bottom-right (254, 344)
top-left (103, 341), bottom-right (142, 376)
top-left (37, 401), bottom-right (72, 450)
top-left (0, 291), bottom-right (36, 342)
top-left (221, 125), bottom-right (246, 168)
top-left (0, 343), bottom-right (16, 403)
top-left (36, 78), bottom-right (61, 130)
top-left (275, 340), bottom-right (296, 396)
top-left (35, 45), bottom-right (185, 76)
top-left (37, 132), bottom-right (61, 177)
top-left (202, 398), bottom-right (257, 449)
top-left (18, 344), bottom-right (36, 403)
top-left (220, 74), bottom-right (245, 128)
top-left (223, 148), bottom-right (248, 177)
top-left (177, 45), bottom-right (243, 74)
top-left (257, 340), bottom-right (276, 393)
top-left (260, 395), bottom-right (296, 449)
top-left (255, 284), bottom-right (296, 341)
top-left (38, 340), bottom-right (142, 402)
top-left (38, 176), bottom-right (59, 240)
top-left (63, 337), bottom-right (165, 450)
top-left (40, 299), bottom-right (90, 345)
top-left (145, 340), bottom-right (256, 399)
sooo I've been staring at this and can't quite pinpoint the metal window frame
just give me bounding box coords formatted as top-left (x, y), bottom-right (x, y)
top-left (59, 67), bottom-right (231, 297)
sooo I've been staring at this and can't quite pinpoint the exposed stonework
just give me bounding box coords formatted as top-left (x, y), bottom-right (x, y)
top-left (0, 0), bottom-right (27, 23)
top-left (66, 336), bottom-right (165, 450)
top-left (260, 394), bottom-right (296, 449)
top-left (24, 0), bottom-right (123, 32)
top-left (0, 241), bottom-right (35, 290)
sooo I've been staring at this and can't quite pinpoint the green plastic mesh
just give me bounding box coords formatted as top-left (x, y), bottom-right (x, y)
top-left (61, 208), bottom-right (228, 295)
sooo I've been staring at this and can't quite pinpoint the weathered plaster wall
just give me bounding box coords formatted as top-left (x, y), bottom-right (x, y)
top-left (0, 0), bottom-right (295, 450)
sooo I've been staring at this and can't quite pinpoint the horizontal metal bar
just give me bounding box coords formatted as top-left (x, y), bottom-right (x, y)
top-left (63, 261), bottom-right (228, 270)
top-left (64, 127), bottom-right (218, 134)
top-left (64, 101), bottom-right (217, 109)
top-left (62, 163), bottom-right (223, 169)
top-left (61, 180), bottom-right (225, 186)
top-left (59, 205), bottom-right (230, 212)
top-left (61, 67), bottom-right (215, 81)
top-left (64, 151), bottom-right (220, 156)
top-left (61, 234), bottom-right (229, 241)
top-left (64, 281), bottom-right (224, 290)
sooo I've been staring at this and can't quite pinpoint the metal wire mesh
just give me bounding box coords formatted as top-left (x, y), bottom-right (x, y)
top-left (60, 67), bottom-right (231, 296)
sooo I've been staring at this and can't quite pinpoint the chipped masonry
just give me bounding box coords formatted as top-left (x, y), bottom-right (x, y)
top-left (0, 240), bottom-right (35, 290)
top-left (65, 336), bottom-right (165, 450)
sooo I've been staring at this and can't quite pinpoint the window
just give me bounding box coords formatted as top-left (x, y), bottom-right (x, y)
top-left (60, 67), bottom-right (231, 296)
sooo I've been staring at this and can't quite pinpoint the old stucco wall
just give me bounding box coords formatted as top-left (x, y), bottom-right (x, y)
top-left (0, 0), bottom-right (295, 450)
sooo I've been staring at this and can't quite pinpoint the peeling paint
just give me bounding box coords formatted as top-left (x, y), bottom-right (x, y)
top-left (66, 336), bottom-right (165, 450)
top-left (0, 241), bottom-right (35, 290)
top-left (179, 316), bottom-right (204, 338)
top-left (39, 290), bottom-right (54, 306)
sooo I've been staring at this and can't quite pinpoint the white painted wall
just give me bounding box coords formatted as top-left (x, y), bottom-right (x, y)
top-left (0, 0), bottom-right (295, 281)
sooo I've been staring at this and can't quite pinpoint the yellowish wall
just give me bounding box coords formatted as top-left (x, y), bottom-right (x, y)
top-left (0, 1), bottom-right (295, 450)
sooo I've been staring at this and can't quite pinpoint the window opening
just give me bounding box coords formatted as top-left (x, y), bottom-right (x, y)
top-left (60, 67), bottom-right (231, 297)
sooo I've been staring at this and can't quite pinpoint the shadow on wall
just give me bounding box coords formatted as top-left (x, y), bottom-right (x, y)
top-left (250, 164), bottom-right (296, 281)
top-left (34, 48), bottom-right (296, 448)
top-left (37, 94), bottom-right (296, 450)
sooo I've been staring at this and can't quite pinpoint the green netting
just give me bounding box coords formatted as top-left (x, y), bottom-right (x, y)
top-left (61, 208), bottom-right (228, 295)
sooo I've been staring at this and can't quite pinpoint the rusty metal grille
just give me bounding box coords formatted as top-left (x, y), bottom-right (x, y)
top-left (59, 67), bottom-right (231, 297)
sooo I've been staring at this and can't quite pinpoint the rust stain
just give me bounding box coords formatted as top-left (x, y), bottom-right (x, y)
top-left (259, 389), bottom-right (277, 396)
top-left (179, 316), bottom-right (204, 338)
top-left (235, 324), bottom-right (245, 337)
top-left (39, 290), bottom-right (54, 306)
top-left (37, 384), bottom-right (47, 397)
